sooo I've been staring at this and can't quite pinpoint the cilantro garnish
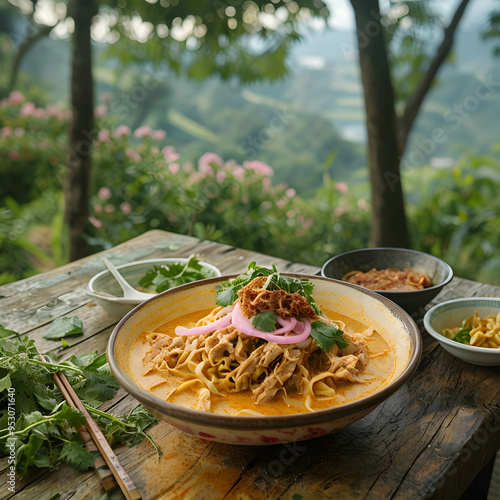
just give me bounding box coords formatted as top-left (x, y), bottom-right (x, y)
top-left (138, 254), bottom-right (217, 293)
top-left (0, 326), bottom-right (160, 475)
top-left (310, 321), bottom-right (348, 351)
top-left (252, 311), bottom-right (279, 332)
top-left (215, 261), bottom-right (321, 315)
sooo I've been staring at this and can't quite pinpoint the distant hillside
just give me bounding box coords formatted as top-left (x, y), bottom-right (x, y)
top-left (15, 23), bottom-right (500, 194)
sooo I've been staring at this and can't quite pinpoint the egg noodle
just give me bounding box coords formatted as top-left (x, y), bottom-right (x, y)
top-left (140, 270), bottom-right (384, 414)
top-left (443, 311), bottom-right (500, 348)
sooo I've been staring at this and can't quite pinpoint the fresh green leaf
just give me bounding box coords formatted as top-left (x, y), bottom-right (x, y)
top-left (0, 325), bottom-right (17, 339)
top-left (59, 440), bottom-right (94, 471)
top-left (310, 321), bottom-right (348, 352)
top-left (252, 311), bottom-right (279, 332)
top-left (43, 317), bottom-right (84, 340)
top-left (452, 327), bottom-right (471, 345)
top-left (0, 373), bottom-right (11, 392)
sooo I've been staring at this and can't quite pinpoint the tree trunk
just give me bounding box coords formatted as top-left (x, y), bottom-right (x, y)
top-left (350, 0), bottom-right (410, 248)
top-left (64, 0), bottom-right (96, 261)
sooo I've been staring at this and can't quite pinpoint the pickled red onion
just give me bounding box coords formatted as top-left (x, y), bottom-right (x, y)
top-left (263, 319), bottom-right (311, 344)
top-left (175, 313), bottom-right (232, 336)
top-left (231, 302), bottom-right (296, 339)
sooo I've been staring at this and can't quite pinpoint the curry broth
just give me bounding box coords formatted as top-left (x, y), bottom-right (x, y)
top-left (129, 308), bottom-right (396, 416)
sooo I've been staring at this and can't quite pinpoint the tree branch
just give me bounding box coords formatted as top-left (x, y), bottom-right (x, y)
top-left (9, 24), bottom-right (53, 91)
top-left (398, 0), bottom-right (471, 153)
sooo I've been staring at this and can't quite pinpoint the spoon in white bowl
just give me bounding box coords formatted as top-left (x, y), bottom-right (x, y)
top-left (102, 257), bottom-right (156, 301)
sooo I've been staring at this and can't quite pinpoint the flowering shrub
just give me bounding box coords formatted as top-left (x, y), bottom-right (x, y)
top-left (0, 91), bottom-right (68, 204)
top-left (0, 90), bottom-right (369, 283)
top-left (87, 126), bottom-right (371, 264)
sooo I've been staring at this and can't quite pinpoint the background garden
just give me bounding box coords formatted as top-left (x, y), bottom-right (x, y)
top-left (1, 0), bottom-right (500, 286)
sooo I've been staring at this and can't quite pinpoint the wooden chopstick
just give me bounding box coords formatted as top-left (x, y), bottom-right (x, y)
top-left (40, 354), bottom-right (142, 500)
top-left (49, 365), bottom-right (117, 492)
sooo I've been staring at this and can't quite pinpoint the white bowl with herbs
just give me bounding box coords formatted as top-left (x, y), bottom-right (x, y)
top-left (423, 297), bottom-right (500, 366)
top-left (87, 256), bottom-right (221, 318)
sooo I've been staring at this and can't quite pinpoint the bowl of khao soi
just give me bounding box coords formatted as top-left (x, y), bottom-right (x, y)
top-left (321, 247), bottom-right (453, 314)
top-left (107, 262), bottom-right (422, 445)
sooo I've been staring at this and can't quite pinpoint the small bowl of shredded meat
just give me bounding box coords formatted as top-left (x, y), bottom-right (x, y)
top-left (321, 248), bottom-right (453, 315)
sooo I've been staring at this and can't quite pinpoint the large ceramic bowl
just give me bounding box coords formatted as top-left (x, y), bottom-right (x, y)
top-left (321, 248), bottom-right (453, 315)
top-left (87, 258), bottom-right (221, 318)
top-left (424, 297), bottom-right (500, 366)
top-left (107, 274), bottom-right (422, 445)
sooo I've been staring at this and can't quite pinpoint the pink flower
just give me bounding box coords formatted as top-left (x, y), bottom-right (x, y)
top-left (8, 151), bottom-right (19, 161)
top-left (125, 147), bottom-right (141, 162)
top-left (88, 216), bottom-right (102, 229)
top-left (243, 160), bottom-right (274, 177)
top-left (93, 204), bottom-right (103, 213)
top-left (286, 188), bottom-right (296, 198)
top-left (98, 129), bottom-right (110, 143)
top-left (104, 204), bottom-right (115, 213)
top-left (286, 210), bottom-right (295, 218)
top-left (134, 126), bottom-right (152, 138)
top-left (113, 125), bottom-right (131, 137)
top-left (262, 177), bottom-right (272, 188)
top-left (198, 152), bottom-right (223, 174)
top-left (334, 206), bottom-right (345, 217)
top-left (101, 92), bottom-right (112, 102)
top-left (216, 171), bottom-right (226, 183)
top-left (233, 166), bottom-right (245, 180)
top-left (357, 199), bottom-right (370, 211)
top-left (120, 202), bottom-right (132, 215)
top-left (20, 102), bottom-right (36, 116)
top-left (335, 182), bottom-right (349, 194)
top-left (9, 91), bottom-right (24, 104)
top-left (150, 129), bottom-right (166, 141)
top-left (33, 108), bottom-right (45, 118)
top-left (14, 127), bottom-right (25, 137)
top-left (162, 145), bottom-right (180, 162)
top-left (98, 187), bottom-right (112, 200)
top-left (94, 105), bottom-right (107, 117)
top-left (0, 126), bottom-right (12, 138)
top-left (168, 162), bottom-right (180, 175)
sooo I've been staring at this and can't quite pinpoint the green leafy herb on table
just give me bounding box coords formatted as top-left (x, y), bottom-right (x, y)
top-left (138, 254), bottom-right (217, 293)
top-left (0, 329), bottom-right (160, 475)
top-left (43, 316), bottom-right (84, 340)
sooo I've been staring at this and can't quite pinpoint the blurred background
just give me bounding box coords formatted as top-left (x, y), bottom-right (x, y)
top-left (1, 0), bottom-right (500, 286)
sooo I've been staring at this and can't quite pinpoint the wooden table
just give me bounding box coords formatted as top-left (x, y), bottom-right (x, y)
top-left (1, 230), bottom-right (500, 500)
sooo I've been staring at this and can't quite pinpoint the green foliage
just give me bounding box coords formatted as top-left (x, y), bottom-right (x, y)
top-left (408, 150), bottom-right (500, 285)
top-left (103, 0), bottom-right (329, 83)
top-left (0, 331), bottom-right (158, 474)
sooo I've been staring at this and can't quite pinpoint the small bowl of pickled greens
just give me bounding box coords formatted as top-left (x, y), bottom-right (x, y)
top-left (88, 256), bottom-right (221, 318)
top-left (423, 297), bottom-right (500, 366)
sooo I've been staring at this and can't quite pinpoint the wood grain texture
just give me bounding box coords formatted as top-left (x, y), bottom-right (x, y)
top-left (2, 230), bottom-right (500, 500)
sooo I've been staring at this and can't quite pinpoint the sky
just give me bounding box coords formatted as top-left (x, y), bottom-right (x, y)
top-left (325, 0), bottom-right (497, 31)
